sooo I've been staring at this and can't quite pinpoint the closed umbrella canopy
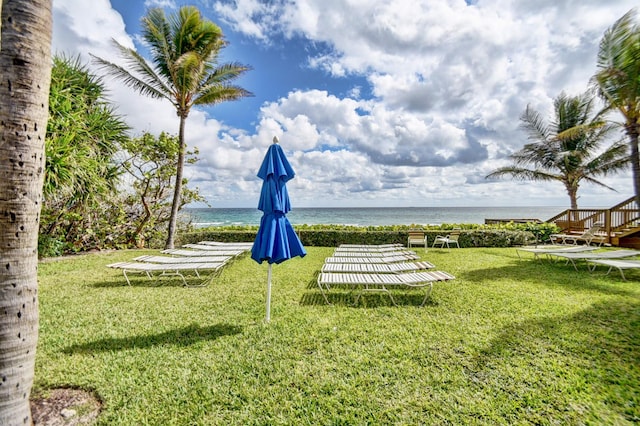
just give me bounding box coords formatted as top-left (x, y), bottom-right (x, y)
top-left (251, 138), bottom-right (306, 321)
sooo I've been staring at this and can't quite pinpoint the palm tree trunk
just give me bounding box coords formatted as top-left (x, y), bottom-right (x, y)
top-left (0, 1), bottom-right (52, 424)
top-left (566, 185), bottom-right (579, 210)
top-left (165, 115), bottom-right (187, 249)
top-left (627, 124), bottom-right (640, 207)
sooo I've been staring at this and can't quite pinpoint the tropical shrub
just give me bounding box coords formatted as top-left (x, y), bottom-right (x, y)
top-left (40, 58), bottom-right (205, 256)
top-left (179, 222), bottom-right (556, 248)
top-left (40, 55), bottom-right (129, 255)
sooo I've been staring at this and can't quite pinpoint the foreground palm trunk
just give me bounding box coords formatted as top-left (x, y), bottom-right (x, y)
top-left (0, 1), bottom-right (52, 424)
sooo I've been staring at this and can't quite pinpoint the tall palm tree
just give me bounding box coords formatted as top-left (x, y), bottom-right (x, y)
top-left (486, 91), bottom-right (629, 209)
top-left (592, 8), bottom-right (640, 206)
top-left (0, 0), bottom-right (52, 423)
top-left (93, 6), bottom-right (252, 248)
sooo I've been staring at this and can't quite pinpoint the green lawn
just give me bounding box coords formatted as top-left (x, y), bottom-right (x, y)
top-left (35, 247), bottom-right (640, 425)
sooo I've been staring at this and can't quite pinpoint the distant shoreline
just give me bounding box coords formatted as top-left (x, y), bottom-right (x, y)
top-left (183, 206), bottom-right (567, 227)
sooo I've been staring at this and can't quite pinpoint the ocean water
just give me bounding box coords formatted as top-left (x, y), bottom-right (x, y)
top-left (184, 206), bottom-right (566, 227)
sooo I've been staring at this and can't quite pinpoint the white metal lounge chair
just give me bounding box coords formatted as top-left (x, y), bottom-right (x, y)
top-left (321, 261), bottom-right (435, 274)
top-left (107, 261), bottom-right (227, 287)
top-left (335, 245), bottom-right (409, 253)
top-left (550, 222), bottom-right (605, 246)
top-left (133, 255), bottom-right (232, 264)
top-left (317, 270), bottom-right (455, 306)
top-left (182, 244), bottom-right (251, 252)
top-left (431, 229), bottom-right (461, 250)
top-left (161, 249), bottom-right (245, 257)
top-left (325, 254), bottom-right (420, 263)
top-left (338, 244), bottom-right (404, 249)
top-left (546, 249), bottom-right (640, 271)
top-left (515, 245), bottom-right (598, 260)
top-left (331, 250), bottom-right (417, 258)
top-left (586, 259), bottom-right (640, 280)
top-left (197, 241), bottom-right (253, 248)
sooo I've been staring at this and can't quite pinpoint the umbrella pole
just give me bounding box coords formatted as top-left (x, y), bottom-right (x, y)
top-left (266, 263), bottom-right (272, 322)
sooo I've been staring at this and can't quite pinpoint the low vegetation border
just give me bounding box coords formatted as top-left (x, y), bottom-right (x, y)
top-left (179, 222), bottom-right (559, 248)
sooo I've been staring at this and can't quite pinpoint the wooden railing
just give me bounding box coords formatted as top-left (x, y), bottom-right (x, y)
top-left (546, 196), bottom-right (640, 244)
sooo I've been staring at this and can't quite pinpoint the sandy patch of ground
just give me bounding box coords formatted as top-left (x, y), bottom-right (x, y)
top-left (31, 388), bottom-right (101, 425)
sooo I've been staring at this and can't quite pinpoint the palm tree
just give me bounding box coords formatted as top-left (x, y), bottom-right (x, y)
top-left (592, 8), bottom-right (640, 206)
top-left (93, 6), bottom-right (252, 248)
top-left (486, 91), bottom-right (629, 209)
top-left (0, 1), bottom-right (52, 423)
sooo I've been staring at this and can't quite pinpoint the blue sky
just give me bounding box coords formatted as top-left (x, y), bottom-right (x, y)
top-left (108, 0), bottom-right (372, 132)
top-left (51, 0), bottom-right (637, 208)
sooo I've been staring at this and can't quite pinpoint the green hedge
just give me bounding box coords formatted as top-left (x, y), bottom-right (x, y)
top-left (179, 227), bottom-right (545, 248)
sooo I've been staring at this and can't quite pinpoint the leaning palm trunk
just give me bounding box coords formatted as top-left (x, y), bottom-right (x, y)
top-left (165, 115), bottom-right (187, 249)
top-left (627, 126), bottom-right (640, 207)
top-left (0, 1), bottom-right (52, 424)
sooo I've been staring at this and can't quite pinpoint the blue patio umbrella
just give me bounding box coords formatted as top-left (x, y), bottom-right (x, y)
top-left (251, 137), bottom-right (306, 322)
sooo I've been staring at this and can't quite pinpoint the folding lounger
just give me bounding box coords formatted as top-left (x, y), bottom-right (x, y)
top-left (550, 222), bottom-right (605, 246)
top-left (332, 249), bottom-right (417, 257)
top-left (107, 261), bottom-right (227, 287)
top-left (133, 255), bottom-right (232, 264)
top-left (515, 245), bottom-right (598, 260)
top-left (586, 259), bottom-right (640, 280)
top-left (317, 270), bottom-right (455, 306)
top-left (325, 254), bottom-right (420, 263)
top-left (545, 249), bottom-right (640, 271)
top-left (334, 245), bottom-right (409, 253)
top-left (161, 249), bottom-right (245, 257)
top-left (321, 261), bottom-right (435, 274)
top-left (183, 243), bottom-right (251, 252)
top-left (197, 241), bottom-right (253, 248)
top-left (338, 244), bottom-right (404, 249)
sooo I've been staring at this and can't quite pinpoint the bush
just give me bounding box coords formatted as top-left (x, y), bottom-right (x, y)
top-left (179, 223), bottom-right (551, 248)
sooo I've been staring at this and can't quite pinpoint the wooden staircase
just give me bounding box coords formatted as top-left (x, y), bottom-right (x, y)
top-left (547, 197), bottom-right (640, 248)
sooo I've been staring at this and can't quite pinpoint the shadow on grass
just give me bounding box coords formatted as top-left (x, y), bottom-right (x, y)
top-left (458, 257), bottom-right (636, 296)
top-left (299, 290), bottom-right (439, 308)
top-left (467, 299), bottom-right (640, 422)
top-left (63, 323), bottom-right (242, 354)
top-left (93, 276), bottom-right (215, 288)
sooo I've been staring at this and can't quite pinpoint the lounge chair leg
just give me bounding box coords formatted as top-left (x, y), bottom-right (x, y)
top-left (317, 278), bottom-right (332, 305)
top-left (420, 283), bottom-right (434, 306)
top-left (122, 270), bottom-right (154, 286)
top-left (609, 266), bottom-right (627, 280)
top-left (386, 291), bottom-right (397, 307)
top-left (122, 271), bottom-right (132, 286)
top-left (185, 269), bottom-right (222, 288)
top-left (568, 259), bottom-right (579, 271)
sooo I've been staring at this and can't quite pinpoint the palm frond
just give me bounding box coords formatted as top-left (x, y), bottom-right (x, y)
top-left (486, 167), bottom-right (560, 182)
top-left (519, 105), bottom-right (551, 142)
top-left (201, 62), bottom-right (252, 86)
top-left (580, 175), bottom-right (618, 192)
top-left (593, 9), bottom-right (640, 114)
top-left (510, 140), bottom-right (559, 169)
top-left (194, 85), bottom-right (253, 106)
top-left (584, 140), bottom-right (630, 174)
top-left (91, 40), bottom-right (174, 101)
top-left (173, 51), bottom-right (207, 93)
top-left (142, 8), bottom-right (174, 78)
